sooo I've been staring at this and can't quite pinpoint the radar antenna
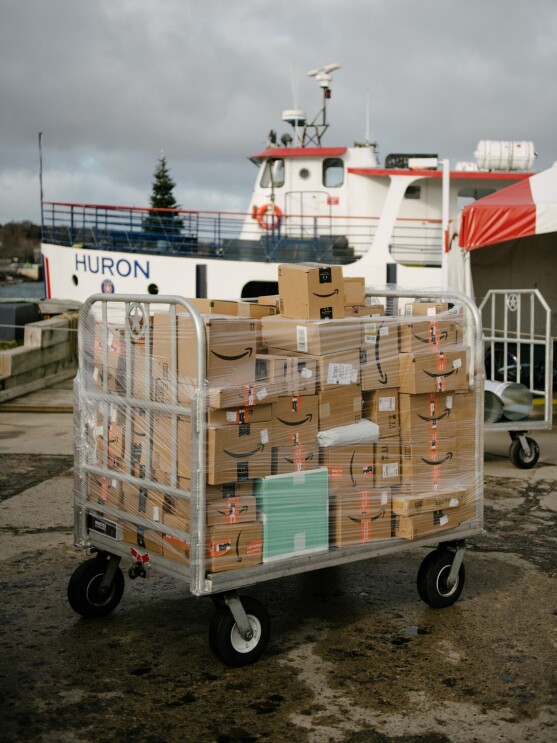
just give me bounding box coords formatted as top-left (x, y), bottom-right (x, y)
top-left (282, 63), bottom-right (341, 147)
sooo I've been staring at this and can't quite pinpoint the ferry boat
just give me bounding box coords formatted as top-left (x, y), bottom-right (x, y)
top-left (40, 64), bottom-right (537, 302)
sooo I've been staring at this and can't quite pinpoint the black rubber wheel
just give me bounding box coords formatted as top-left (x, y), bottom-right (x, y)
top-left (208, 596), bottom-right (270, 667)
top-left (417, 549), bottom-right (465, 608)
top-left (509, 437), bottom-right (540, 469)
top-left (67, 557), bottom-right (125, 619)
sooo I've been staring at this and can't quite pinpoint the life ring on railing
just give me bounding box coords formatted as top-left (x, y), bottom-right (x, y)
top-left (253, 203), bottom-right (283, 230)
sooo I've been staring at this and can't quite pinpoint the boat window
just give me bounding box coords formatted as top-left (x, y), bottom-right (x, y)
top-left (323, 158), bottom-right (344, 188)
top-left (299, 168), bottom-right (311, 180)
top-left (260, 159), bottom-right (285, 188)
top-left (404, 185), bottom-right (421, 200)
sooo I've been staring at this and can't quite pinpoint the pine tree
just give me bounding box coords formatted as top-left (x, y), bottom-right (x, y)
top-left (142, 154), bottom-right (184, 239)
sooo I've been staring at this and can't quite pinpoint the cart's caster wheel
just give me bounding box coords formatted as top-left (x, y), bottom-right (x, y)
top-left (417, 549), bottom-right (465, 608)
top-left (209, 596), bottom-right (270, 667)
top-left (509, 437), bottom-right (539, 469)
top-left (67, 557), bottom-right (125, 619)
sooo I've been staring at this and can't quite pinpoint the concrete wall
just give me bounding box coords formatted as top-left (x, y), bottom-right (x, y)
top-left (0, 312), bottom-right (79, 402)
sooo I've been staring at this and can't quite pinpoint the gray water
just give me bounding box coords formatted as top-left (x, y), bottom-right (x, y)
top-left (0, 281), bottom-right (45, 300)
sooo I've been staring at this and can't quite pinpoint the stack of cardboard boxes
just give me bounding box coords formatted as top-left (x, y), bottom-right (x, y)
top-left (84, 263), bottom-right (480, 575)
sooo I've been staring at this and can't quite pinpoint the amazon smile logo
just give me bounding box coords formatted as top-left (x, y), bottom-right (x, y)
top-left (420, 452), bottom-right (453, 466)
top-left (312, 289), bottom-right (339, 299)
top-left (210, 347), bottom-right (253, 361)
top-left (276, 413), bottom-right (313, 426)
top-left (424, 367), bottom-right (457, 379)
top-left (348, 510), bottom-right (386, 524)
top-left (413, 331), bottom-right (448, 344)
top-left (417, 408), bottom-right (451, 423)
top-left (223, 443), bottom-right (265, 459)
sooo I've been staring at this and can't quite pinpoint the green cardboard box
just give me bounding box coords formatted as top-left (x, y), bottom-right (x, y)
top-left (254, 468), bottom-right (329, 562)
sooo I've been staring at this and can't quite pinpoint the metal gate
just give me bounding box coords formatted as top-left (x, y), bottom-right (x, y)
top-left (480, 288), bottom-right (553, 466)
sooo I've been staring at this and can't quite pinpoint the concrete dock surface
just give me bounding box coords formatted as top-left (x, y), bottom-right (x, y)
top-left (0, 380), bottom-right (556, 742)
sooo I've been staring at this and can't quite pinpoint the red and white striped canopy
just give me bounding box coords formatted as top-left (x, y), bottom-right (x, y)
top-left (458, 163), bottom-right (557, 250)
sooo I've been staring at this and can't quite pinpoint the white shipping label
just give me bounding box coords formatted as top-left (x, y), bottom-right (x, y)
top-left (109, 405), bottom-right (117, 422)
top-left (449, 497), bottom-right (460, 508)
top-left (296, 326), bottom-right (308, 353)
top-left (453, 358), bottom-right (462, 369)
top-left (95, 425), bottom-right (104, 437)
top-left (379, 326), bottom-right (390, 336)
top-left (439, 514), bottom-right (449, 526)
top-left (380, 491), bottom-right (388, 505)
top-left (300, 367), bottom-right (313, 379)
top-left (327, 363), bottom-right (354, 385)
top-left (226, 412), bottom-right (237, 422)
top-left (256, 387), bottom-right (268, 401)
top-left (382, 463), bottom-right (399, 478)
top-left (427, 307), bottom-right (437, 316)
top-left (260, 428), bottom-right (269, 445)
top-left (111, 478), bottom-right (117, 489)
top-left (447, 395), bottom-right (453, 409)
top-left (93, 367), bottom-right (100, 382)
top-left (152, 506), bottom-right (160, 522)
top-left (379, 396), bottom-right (396, 412)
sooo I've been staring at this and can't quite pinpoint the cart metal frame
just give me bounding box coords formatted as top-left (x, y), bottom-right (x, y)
top-left (481, 288), bottom-right (553, 467)
top-left (71, 288), bottom-right (485, 664)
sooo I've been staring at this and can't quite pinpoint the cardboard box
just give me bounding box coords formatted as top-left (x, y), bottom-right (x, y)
top-left (151, 415), bottom-right (271, 484)
top-left (260, 315), bottom-right (361, 355)
top-left (208, 383), bottom-right (277, 410)
top-left (208, 403), bottom-right (272, 426)
top-left (162, 485), bottom-right (257, 531)
top-left (129, 409), bottom-right (151, 478)
top-left (316, 349), bottom-right (360, 390)
top-left (257, 294), bottom-right (281, 310)
top-left (330, 489), bottom-right (391, 547)
top-left (271, 443), bottom-right (320, 475)
top-left (163, 521), bottom-right (264, 572)
top-left (318, 386), bottom-right (362, 431)
top-left (188, 298), bottom-right (278, 319)
top-left (321, 444), bottom-right (375, 493)
top-left (152, 312), bottom-right (257, 403)
top-left (362, 388), bottom-right (400, 438)
top-left (400, 437), bottom-right (460, 491)
top-left (205, 521), bottom-right (263, 572)
top-left (92, 325), bottom-right (126, 392)
top-left (399, 346), bottom-right (469, 395)
top-left (278, 263), bottom-right (345, 319)
top-left (151, 414), bottom-right (189, 479)
top-left (256, 353), bottom-right (318, 396)
top-left (87, 473), bottom-right (122, 509)
top-left (374, 439), bottom-right (402, 488)
top-left (254, 468), bottom-right (329, 562)
top-left (399, 319), bottom-right (460, 353)
top-left (392, 488), bottom-right (467, 517)
top-left (404, 301), bottom-right (451, 317)
top-left (120, 480), bottom-right (166, 522)
top-left (359, 317), bottom-right (400, 390)
top-left (272, 394), bottom-right (319, 447)
top-left (344, 304), bottom-right (385, 318)
top-left (344, 277), bottom-right (366, 306)
top-left (207, 421), bottom-right (272, 485)
top-left (130, 340), bottom-right (151, 400)
top-left (392, 499), bottom-right (476, 540)
top-left (123, 525), bottom-right (164, 555)
top-left (267, 347), bottom-right (359, 391)
top-left (399, 392), bottom-right (457, 441)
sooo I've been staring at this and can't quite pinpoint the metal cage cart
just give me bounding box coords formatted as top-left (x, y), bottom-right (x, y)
top-left (68, 288), bottom-right (485, 666)
top-left (481, 289), bottom-right (553, 468)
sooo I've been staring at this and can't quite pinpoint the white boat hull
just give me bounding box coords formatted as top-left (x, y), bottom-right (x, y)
top-left (41, 241), bottom-right (444, 303)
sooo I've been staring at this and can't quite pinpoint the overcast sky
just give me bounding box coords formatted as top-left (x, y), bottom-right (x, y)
top-left (1, 0), bottom-right (556, 224)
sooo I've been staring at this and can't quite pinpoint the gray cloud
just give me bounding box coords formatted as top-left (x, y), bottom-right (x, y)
top-left (1, 0), bottom-right (556, 223)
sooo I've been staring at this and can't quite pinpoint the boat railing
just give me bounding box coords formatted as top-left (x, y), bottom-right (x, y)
top-left (41, 202), bottom-right (442, 266)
